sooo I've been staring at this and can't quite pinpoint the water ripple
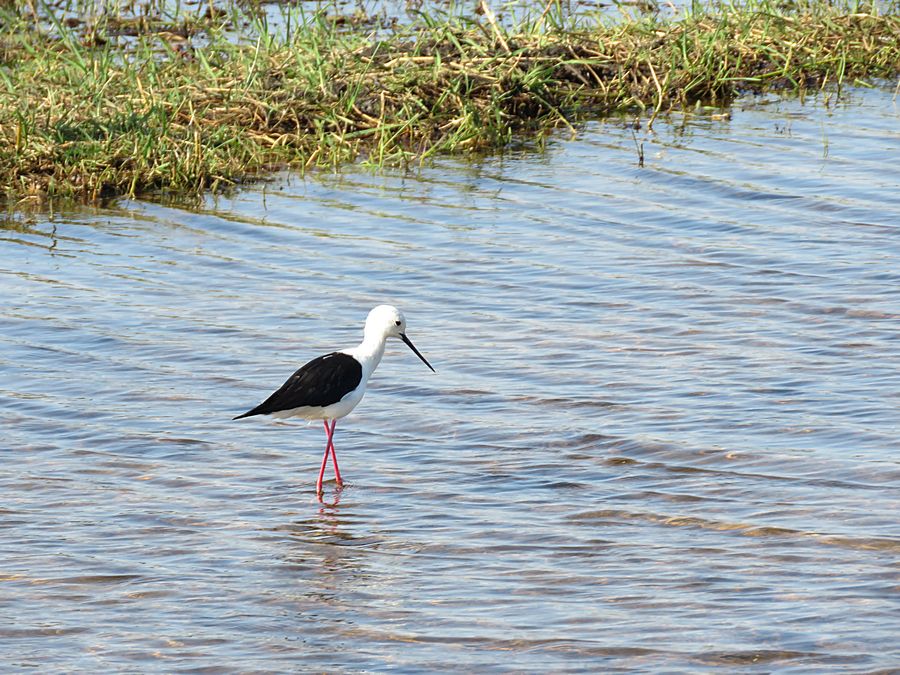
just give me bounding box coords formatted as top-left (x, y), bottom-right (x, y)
top-left (1, 87), bottom-right (898, 671)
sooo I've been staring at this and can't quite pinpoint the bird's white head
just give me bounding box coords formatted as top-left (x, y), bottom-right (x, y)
top-left (363, 305), bottom-right (435, 372)
top-left (365, 304), bottom-right (407, 339)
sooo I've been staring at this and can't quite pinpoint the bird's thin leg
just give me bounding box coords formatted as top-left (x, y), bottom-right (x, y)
top-left (316, 423), bottom-right (332, 495)
top-left (324, 419), bottom-right (343, 486)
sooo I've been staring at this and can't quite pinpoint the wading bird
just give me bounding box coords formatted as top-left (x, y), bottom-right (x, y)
top-left (234, 305), bottom-right (435, 494)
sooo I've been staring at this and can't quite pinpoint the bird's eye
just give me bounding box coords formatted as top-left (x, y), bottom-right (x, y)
top-left (395, 320), bottom-right (401, 326)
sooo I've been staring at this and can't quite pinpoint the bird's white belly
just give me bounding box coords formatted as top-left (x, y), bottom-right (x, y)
top-left (270, 386), bottom-right (366, 420)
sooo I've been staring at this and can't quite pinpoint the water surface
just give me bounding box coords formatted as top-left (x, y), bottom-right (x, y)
top-left (2, 87), bottom-right (899, 672)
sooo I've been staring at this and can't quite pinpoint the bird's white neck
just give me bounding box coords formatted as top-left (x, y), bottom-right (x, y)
top-left (345, 332), bottom-right (388, 379)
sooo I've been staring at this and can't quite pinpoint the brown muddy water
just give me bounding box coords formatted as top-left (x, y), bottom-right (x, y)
top-left (2, 87), bottom-right (899, 672)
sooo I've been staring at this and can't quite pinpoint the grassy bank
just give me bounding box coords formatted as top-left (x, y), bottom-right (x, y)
top-left (2, 0), bottom-right (899, 202)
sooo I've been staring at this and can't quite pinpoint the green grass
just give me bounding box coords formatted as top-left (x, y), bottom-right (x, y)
top-left (1, 0), bottom-right (898, 202)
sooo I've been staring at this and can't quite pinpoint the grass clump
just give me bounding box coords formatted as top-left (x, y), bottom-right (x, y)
top-left (1, 0), bottom-right (899, 202)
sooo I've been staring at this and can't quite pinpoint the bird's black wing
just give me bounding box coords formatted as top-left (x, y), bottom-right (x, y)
top-left (234, 352), bottom-right (363, 419)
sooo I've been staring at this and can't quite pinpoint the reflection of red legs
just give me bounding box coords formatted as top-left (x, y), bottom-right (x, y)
top-left (316, 419), bottom-right (342, 495)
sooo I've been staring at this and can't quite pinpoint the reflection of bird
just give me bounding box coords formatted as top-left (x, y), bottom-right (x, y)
top-left (234, 305), bottom-right (435, 495)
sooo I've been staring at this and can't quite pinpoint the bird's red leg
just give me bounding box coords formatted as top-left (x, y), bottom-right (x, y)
top-left (316, 423), bottom-right (332, 495)
top-left (324, 419), bottom-right (343, 486)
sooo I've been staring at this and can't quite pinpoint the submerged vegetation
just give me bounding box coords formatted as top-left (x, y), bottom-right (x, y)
top-left (1, 0), bottom-right (899, 201)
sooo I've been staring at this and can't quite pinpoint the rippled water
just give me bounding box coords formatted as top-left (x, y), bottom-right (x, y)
top-left (2, 87), bottom-right (899, 672)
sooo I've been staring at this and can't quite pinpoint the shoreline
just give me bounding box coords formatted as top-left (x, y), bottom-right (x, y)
top-left (2, 0), bottom-right (898, 203)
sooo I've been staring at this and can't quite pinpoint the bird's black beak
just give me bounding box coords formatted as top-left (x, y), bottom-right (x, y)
top-left (401, 333), bottom-right (435, 373)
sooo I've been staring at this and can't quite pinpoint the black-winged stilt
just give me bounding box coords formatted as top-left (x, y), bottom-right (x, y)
top-left (234, 305), bottom-right (435, 494)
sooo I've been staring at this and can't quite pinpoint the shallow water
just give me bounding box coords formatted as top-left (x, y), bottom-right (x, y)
top-left (2, 87), bottom-right (899, 672)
